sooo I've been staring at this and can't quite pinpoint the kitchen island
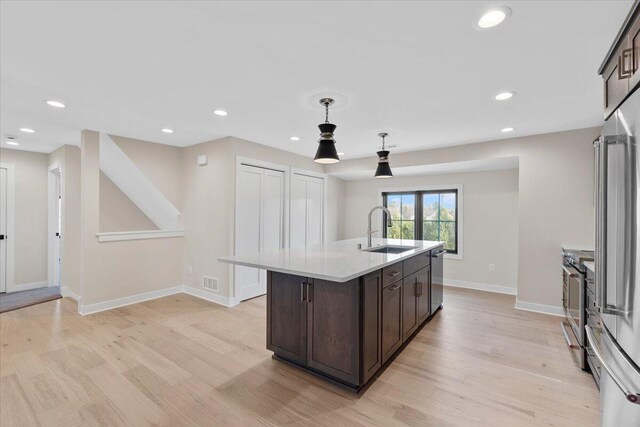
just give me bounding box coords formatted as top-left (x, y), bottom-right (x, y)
top-left (219, 238), bottom-right (445, 392)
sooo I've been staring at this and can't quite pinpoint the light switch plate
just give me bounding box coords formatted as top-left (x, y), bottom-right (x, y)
top-left (197, 155), bottom-right (208, 166)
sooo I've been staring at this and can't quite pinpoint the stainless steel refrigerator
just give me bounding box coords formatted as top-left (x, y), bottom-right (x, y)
top-left (589, 87), bottom-right (640, 426)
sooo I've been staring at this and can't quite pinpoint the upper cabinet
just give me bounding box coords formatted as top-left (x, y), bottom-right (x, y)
top-left (600, 2), bottom-right (640, 118)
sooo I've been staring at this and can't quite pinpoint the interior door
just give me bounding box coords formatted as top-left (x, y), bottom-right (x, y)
top-left (235, 164), bottom-right (285, 301)
top-left (290, 173), bottom-right (324, 248)
top-left (0, 168), bottom-right (6, 293)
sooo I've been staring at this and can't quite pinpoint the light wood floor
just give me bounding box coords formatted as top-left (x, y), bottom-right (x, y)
top-left (0, 287), bottom-right (599, 426)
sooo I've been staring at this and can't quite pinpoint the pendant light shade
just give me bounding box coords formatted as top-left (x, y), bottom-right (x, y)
top-left (314, 98), bottom-right (340, 164)
top-left (374, 133), bottom-right (393, 178)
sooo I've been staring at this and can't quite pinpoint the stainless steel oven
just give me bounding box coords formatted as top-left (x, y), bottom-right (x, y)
top-left (561, 248), bottom-right (594, 370)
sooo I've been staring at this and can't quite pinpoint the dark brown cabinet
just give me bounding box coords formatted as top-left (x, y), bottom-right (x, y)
top-left (600, 3), bottom-right (640, 118)
top-left (307, 278), bottom-right (360, 384)
top-left (402, 273), bottom-right (419, 340)
top-left (362, 271), bottom-right (382, 383)
top-left (266, 247), bottom-right (443, 391)
top-left (381, 280), bottom-right (403, 363)
top-left (630, 11), bottom-right (640, 89)
top-left (417, 266), bottom-right (431, 323)
top-left (266, 272), bottom-right (307, 364)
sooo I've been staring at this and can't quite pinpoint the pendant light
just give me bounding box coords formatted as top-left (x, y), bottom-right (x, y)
top-left (374, 132), bottom-right (393, 178)
top-left (314, 98), bottom-right (340, 164)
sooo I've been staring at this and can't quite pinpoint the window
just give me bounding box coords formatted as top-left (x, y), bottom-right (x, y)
top-left (383, 189), bottom-right (459, 254)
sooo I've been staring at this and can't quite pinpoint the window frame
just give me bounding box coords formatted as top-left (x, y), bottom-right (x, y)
top-left (380, 185), bottom-right (463, 260)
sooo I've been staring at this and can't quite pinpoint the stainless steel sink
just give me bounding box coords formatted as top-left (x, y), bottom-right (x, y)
top-left (362, 245), bottom-right (417, 254)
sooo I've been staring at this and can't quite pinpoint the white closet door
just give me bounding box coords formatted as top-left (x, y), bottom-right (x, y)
top-left (0, 168), bottom-right (6, 293)
top-left (289, 173), bottom-right (324, 249)
top-left (235, 164), bottom-right (285, 302)
top-left (289, 174), bottom-right (308, 249)
top-left (305, 175), bottom-right (324, 246)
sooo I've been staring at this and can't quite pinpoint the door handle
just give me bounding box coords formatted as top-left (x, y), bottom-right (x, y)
top-left (0, 234), bottom-right (4, 240)
top-left (306, 282), bottom-right (312, 303)
top-left (595, 135), bottom-right (635, 316)
top-left (586, 326), bottom-right (640, 405)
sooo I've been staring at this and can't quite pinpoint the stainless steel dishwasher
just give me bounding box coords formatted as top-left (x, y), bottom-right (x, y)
top-left (431, 246), bottom-right (446, 313)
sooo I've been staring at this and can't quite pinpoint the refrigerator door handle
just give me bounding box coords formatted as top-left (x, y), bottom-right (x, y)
top-left (586, 325), bottom-right (640, 405)
top-left (596, 135), bottom-right (634, 316)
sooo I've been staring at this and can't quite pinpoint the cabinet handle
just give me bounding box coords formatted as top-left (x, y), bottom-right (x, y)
top-left (388, 271), bottom-right (400, 277)
top-left (619, 48), bottom-right (633, 79)
top-left (416, 281), bottom-right (422, 296)
top-left (300, 282), bottom-right (306, 302)
top-left (388, 284), bottom-right (401, 291)
top-left (307, 282), bottom-right (313, 303)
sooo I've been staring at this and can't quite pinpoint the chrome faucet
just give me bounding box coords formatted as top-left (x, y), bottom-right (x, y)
top-left (367, 206), bottom-right (393, 248)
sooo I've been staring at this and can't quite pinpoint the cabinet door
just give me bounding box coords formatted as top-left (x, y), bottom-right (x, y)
top-left (267, 272), bottom-right (307, 364)
top-left (630, 12), bottom-right (640, 90)
top-left (307, 278), bottom-right (360, 385)
top-left (604, 40), bottom-right (631, 119)
top-left (402, 273), bottom-right (418, 341)
top-left (417, 266), bottom-right (431, 323)
top-left (362, 271), bottom-right (382, 384)
top-left (382, 282), bottom-right (403, 363)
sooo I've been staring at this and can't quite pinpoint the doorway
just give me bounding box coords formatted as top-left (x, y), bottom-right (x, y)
top-left (48, 166), bottom-right (62, 288)
top-left (234, 161), bottom-right (287, 302)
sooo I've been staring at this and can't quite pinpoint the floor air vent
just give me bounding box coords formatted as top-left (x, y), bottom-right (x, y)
top-left (202, 276), bottom-right (218, 292)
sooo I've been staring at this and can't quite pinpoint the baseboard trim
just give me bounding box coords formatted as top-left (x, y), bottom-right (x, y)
top-left (78, 285), bottom-right (237, 315)
top-left (514, 300), bottom-right (564, 317)
top-left (10, 281), bottom-right (48, 292)
top-left (79, 286), bottom-right (183, 315)
top-left (60, 286), bottom-right (81, 302)
top-left (444, 279), bottom-right (517, 296)
top-left (182, 286), bottom-right (237, 307)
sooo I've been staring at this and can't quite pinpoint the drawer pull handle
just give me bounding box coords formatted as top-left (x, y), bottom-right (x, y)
top-left (388, 271), bottom-right (400, 277)
top-left (388, 284), bottom-right (401, 291)
top-left (619, 48), bottom-right (633, 79)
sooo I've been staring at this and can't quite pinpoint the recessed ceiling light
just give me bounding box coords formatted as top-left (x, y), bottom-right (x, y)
top-left (290, 136), bottom-right (300, 141)
top-left (20, 128), bottom-right (35, 133)
top-left (501, 127), bottom-right (515, 133)
top-left (6, 141), bottom-right (19, 146)
top-left (161, 128), bottom-right (174, 133)
top-left (337, 152), bottom-right (345, 156)
top-left (214, 110), bottom-right (228, 116)
top-left (494, 91), bottom-right (515, 101)
top-left (46, 100), bottom-right (66, 108)
top-left (477, 7), bottom-right (512, 29)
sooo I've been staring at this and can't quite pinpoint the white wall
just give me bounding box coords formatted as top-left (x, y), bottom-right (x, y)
top-left (80, 131), bottom-right (184, 308)
top-left (328, 127), bottom-right (597, 310)
top-left (0, 148), bottom-right (48, 287)
top-left (181, 136), bottom-right (346, 301)
top-left (343, 169), bottom-right (519, 292)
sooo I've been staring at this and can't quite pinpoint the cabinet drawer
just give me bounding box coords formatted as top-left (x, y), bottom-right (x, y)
top-left (403, 250), bottom-right (430, 276)
top-left (382, 261), bottom-right (404, 288)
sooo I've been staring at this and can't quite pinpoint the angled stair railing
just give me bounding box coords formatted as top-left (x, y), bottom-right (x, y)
top-left (99, 133), bottom-right (180, 230)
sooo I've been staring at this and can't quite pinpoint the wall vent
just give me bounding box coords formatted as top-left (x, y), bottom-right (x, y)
top-left (202, 276), bottom-right (218, 292)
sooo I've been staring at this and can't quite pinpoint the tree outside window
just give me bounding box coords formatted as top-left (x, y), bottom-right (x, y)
top-left (383, 189), bottom-right (458, 253)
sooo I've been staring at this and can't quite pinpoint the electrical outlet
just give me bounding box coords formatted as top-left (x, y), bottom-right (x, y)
top-left (489, 264), bottom-right (496, 272)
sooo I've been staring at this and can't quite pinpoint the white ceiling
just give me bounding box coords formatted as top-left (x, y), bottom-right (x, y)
top-left (0, 1), bottom-right (632, 157)
top-left (332, 156), bottom-right (520, 180)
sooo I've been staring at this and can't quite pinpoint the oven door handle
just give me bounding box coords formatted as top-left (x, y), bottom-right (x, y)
top-left (560, 322), bottom-right (580, 349)
top-left (562, 264), bottom-right (580, 278)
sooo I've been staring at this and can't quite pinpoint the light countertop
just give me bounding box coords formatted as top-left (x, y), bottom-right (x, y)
top-left (584, 261), bottom-right (595, 273)
top-left (218, 238), bottom-right (445, 282)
